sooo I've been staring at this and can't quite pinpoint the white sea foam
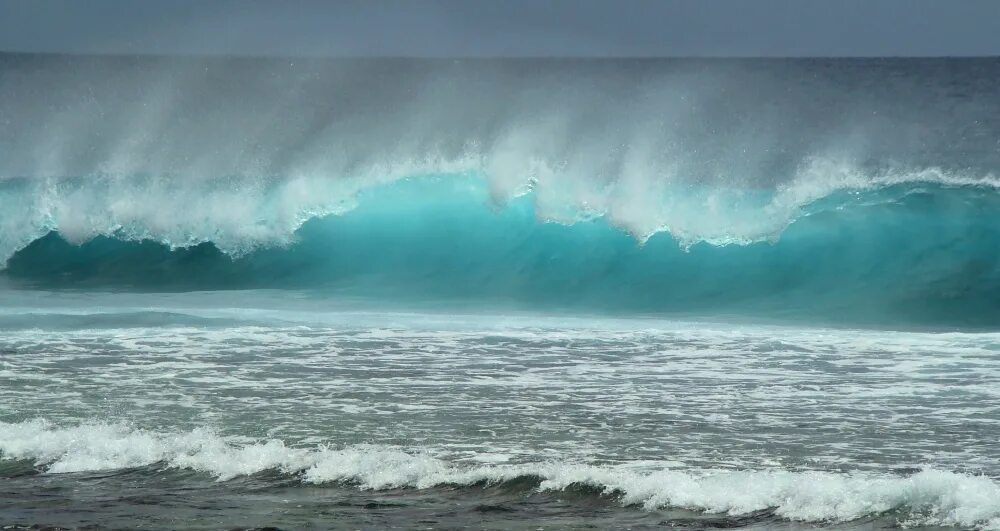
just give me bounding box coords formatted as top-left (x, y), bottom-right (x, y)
top-left (2, 419), bottom-right (998, 528)
top-left (3, 159), bottom-right (998, 266)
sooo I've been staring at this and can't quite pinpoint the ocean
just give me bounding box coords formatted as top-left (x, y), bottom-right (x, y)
top-left (1, 54), bottom-right (999, 529)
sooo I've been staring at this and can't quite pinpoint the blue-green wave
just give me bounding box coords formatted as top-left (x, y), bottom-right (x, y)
top-left (4, 176), bottom-right (999, 328)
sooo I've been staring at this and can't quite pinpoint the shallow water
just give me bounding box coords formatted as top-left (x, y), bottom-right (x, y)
top-left (0, 292), bottom-right (998, 529)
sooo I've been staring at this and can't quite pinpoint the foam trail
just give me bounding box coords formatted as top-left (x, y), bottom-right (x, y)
top-left (1, 420), bottom-right (999, 528)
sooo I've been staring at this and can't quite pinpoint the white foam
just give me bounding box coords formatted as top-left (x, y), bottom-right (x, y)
top-left (2, 153), bottom-right (998, 266)
top-left (2, 419), bottom-right (998, 528)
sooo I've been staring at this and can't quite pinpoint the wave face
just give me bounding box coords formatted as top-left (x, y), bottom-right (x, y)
top-left (2, 55), bottom-right (1000, 326)
top-left (4, 175), bottom-right (1000, 326)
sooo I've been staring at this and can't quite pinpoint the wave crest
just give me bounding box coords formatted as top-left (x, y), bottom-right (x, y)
top-left (1, 159), bottom-right (996, 261)
top-left (3, 167), bottom-right (1000, 326)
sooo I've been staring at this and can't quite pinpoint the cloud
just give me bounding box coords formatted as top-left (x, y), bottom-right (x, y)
top-left (0, 0), bottom-right (998, 57)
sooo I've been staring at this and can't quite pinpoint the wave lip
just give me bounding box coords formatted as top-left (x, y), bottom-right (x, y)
top-left (1, 161), bottom-right (998, 267)
top-left (2, 419), bottom-right (999, 528)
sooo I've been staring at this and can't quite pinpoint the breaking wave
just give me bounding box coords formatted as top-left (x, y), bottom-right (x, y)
top-left (2, 167), bottom-right (999, 327)
top-left (3, 55), bottom-right (1000, 326)
top-left (2, 419), bottom-right (998, 529)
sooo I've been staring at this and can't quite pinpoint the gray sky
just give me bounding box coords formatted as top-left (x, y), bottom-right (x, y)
top-left (1, 0), bottom-right (999, 57)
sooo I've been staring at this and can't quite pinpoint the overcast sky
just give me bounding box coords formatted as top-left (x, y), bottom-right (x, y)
top-left (1, 0), bottom-right (999, 58)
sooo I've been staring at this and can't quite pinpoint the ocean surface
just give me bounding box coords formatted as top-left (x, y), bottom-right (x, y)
top-left (1, 54), bottom-right (1000, 529)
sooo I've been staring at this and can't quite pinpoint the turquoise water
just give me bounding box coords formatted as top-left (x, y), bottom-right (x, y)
top-left (5, 175), bottom-right (1000, 327)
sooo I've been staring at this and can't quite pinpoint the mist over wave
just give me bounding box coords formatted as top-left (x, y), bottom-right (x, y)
top-left (1, 55), bottom-right (999, 325)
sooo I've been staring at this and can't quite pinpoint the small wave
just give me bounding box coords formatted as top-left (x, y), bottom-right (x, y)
top-left (1, 419), bottom-right (998, 528)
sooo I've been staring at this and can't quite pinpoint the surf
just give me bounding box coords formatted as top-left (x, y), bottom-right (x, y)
top-left (3, 419), bottom-right (999, 529)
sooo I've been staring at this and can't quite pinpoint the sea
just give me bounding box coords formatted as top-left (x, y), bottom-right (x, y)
top-left (1, 54), bottom-right (1000, 529)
